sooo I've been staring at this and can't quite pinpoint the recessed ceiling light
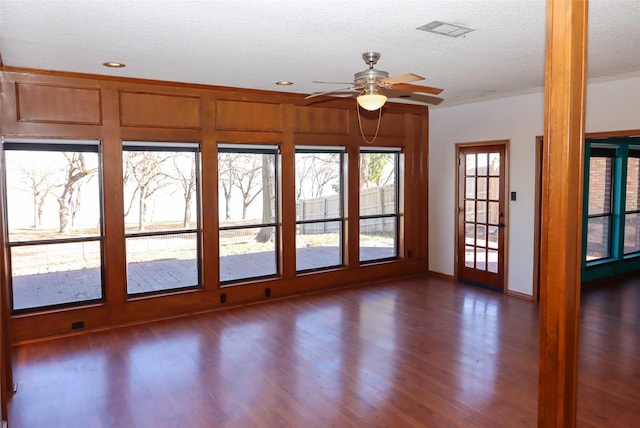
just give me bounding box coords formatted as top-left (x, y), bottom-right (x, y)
top-left (103, 61), bottom-right (126, 68)
top-left (276, 81), bottom-right (293, 86)
top-left (417, 21), bottom-right (474, 38)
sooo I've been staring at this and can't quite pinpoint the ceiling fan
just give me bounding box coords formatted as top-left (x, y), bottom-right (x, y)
top-left (305, 52), bottom-right (444, 110)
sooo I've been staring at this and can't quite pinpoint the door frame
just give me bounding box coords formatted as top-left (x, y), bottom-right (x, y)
top-left (454, 140), bottom-right (510, 292)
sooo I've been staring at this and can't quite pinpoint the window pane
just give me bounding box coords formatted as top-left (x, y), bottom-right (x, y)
top-left (295, 150), bottom-right (344, 273)
top-left (359, 218), bottom-right (397, 262)
top-left (465, 245), bottom-right (474, 268)
top-left (477, 177), bottom-right (487, 200)
top-left (476, 201), bottom-right (487, 224)
top-left (465, 201), bottom-right (475, 222)
top-left (586, 216), bottom-right (611, 261)
top-left (11, 241), bottom-right (102, 310)
top-left (465, 154), bottom-right (476, 176)
top-left (218, 152), bottom-right (277, 224)
top-left (5, 150), bottom-right (101, 241)
top-left (477, 153), bottom-right (488, 176)
top-left (295, 152), bottom-right (341, 221)
top-left (624, 213), bottom-right (640, 254)
top-left (359, 151), bottom-right (400, 264)
top-left (218, 148), bottom-right (279, 283)
top-left (626, 156), bottom-right (640, 212)
top-left (488, 249), bottom-right (498, 273)
top-left (123, 150), bottom-right (198, 232)
top-left (588, 157), bottom-right (613, 215)
top-left (465, 223), bottom-right (475, 246)
top-left (465, 177), bottom-right (475, 199)
top-left (296, 222), bottom-right (342, 271)
top-left (476, 224), bottom-right (487, 247)
top-left (489, 177), bottom-right (500, 200)
top-left (488, 201), bottom-right (499, 225)
top-left (123, 147), bottom-right (200, 294)
top-left (126, 234), bottom-right (198, 294)
top-left (359, 153), bottom-right (396, 216)
top-left (4, 145), bottom-right (103, 311)
top-left (488, 226), bottom-right (499, 249)
top-left (489, 153), bottom-right (500, 176)
top-left (219, 227), bottom-right (277, 282)
top-left (476, 247), bottom-right (487, 270)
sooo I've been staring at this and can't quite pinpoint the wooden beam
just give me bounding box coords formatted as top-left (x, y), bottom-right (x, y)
top-left (539, 1), bottom-right (588, 426)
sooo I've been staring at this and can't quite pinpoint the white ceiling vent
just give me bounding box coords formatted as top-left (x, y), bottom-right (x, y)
top-left (417, 21), bottom-right (474, 38)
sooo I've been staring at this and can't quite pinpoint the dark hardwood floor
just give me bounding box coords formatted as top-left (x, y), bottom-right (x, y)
top-left (7, 274), bottom-right (640, 427)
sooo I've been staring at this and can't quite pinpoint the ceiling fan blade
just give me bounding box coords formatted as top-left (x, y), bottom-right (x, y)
top-left (390, 82), bottom-right (443, 95)
top-left (382, 89), bottom-right (444, 105)
top-left (381, 73), bottom-right (424, 85)
top-left (305, 87), bottom-right (355, 99)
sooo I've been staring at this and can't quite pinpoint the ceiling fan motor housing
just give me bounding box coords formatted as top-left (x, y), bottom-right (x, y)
top-left (354, 68), bottom-right (390, 90)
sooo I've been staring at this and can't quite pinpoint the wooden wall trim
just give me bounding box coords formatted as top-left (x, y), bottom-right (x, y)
top-left (538, 0), bottom-right (588, 426)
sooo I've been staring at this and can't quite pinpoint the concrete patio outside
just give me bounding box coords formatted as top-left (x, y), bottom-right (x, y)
top-left (11, 246), bottom-right (394, 311)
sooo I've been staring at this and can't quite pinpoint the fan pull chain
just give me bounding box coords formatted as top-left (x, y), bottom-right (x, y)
top-left (357, 104), bottom-right (383, 145)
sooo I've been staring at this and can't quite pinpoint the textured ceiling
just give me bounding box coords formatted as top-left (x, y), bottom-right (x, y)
top-left (1, 0), bottom-right (639, 107)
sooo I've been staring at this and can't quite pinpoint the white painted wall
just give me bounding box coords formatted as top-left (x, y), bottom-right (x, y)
top-left (429, 74), bottom-right (640, 296)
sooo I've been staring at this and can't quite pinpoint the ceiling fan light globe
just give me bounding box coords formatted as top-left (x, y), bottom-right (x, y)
top-left (357, 94), bottom-right (387, 111)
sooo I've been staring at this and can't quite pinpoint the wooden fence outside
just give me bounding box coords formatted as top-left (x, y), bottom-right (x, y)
top-left (298, 184), bottom-right (396, 236)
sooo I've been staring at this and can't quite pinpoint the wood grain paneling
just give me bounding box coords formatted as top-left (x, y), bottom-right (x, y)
top-left (359, 111), bottom-right (405, 138)
top-left (16, 83), bottom-right (102, 125)
top-left (293, 106), bottom-right (349, 135)
top-left (215, 100), bottom-right (283, 132)
top-left (1, 68), bottom-right (430, 347)
top-left (119, 91), bottom-right (202, 129)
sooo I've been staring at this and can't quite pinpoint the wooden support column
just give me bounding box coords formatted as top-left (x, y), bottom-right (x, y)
top-left (538, 0), bottom-right (588, 427)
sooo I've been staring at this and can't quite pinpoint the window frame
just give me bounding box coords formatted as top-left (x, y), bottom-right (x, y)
top-left (217, 144), bottom-right (281, 284)
top-left (294, 146), bottom-right (346, 273)
top-left (2, 138), bottom-right (105, 313)
top-left (358, 147), bottom-right (402, 265)
top-left (122, 141), bottom-right (202, 296)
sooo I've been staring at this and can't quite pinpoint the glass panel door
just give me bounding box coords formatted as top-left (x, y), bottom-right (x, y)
top-left (457, 144), bottom-right (506, 290)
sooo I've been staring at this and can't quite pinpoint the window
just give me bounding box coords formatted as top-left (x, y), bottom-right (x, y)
top-left (359, 148), bottom-right (401, 263)
top-left (123, 142), bottom-right (201, 295)
top-left (585, 145), bottom-right (616, 262)
top-left (3, 138), bottom-right (103, 311)
top-left (295, 147), bottom-right (345, 272)
top-left (582, 138), bottom-right (640, 282)
top-left (624, 147), bottom-right (640, 254)
top-left (218, 145), bottom-right (279, 283)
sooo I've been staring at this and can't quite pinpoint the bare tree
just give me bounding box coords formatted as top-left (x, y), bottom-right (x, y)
top-left (123, 151), bottom-right (172, 231)
top-left (309, 154), bottom-right (339, 198)
top-left (171, 153), bottom-right (197, 227)
top-left (55, 153), bottom-right (97, 233)
top-left (16, 162), bottom-right (56, 228)
top-left (255, 153), bottom-right (274, 243)
top-left (218, 153), bottom-right (235, 221)
top-left (295, 156), bottom-right (313, 202)
top-left (296, 153), bottom-right (340, 200)
top-left (231, 154), bottom-right (262, 220)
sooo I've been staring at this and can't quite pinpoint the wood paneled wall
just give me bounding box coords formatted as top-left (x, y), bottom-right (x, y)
top-left (0, 68), bottom-right (430, 343)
